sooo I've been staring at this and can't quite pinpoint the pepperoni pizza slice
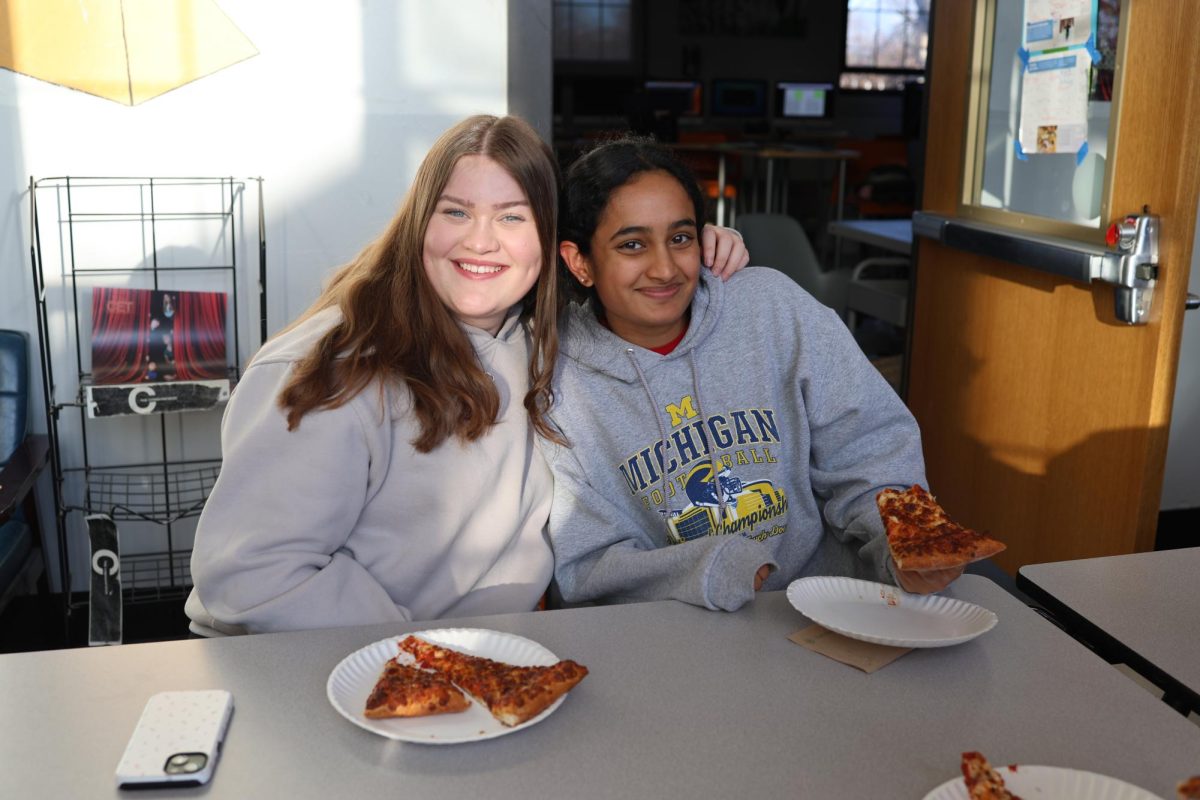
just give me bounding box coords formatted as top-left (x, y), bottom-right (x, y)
top-left (877, 485), bottom-right (1006, 571)
top-left (363, 656), bottom-right (471, 719)
top-left (398, 635), bottom-right (588, 728)
top-left (961, 751), bottom-right (1021, 800)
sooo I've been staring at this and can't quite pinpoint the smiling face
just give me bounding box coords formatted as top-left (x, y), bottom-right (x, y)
top-left (422, 155), bottom-right (543, 335)
top-left (561, 170), bottom-right (701, 350)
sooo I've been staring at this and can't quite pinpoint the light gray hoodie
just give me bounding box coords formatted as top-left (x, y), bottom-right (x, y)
top-left (542, 267), bottom-right (926, 611)
top-left (186, 305), bottom-right (553, 635)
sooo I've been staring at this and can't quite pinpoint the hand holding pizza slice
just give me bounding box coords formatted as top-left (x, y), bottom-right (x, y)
top-left (895, 563), bottom-right (967, 594)
top-left (877, 485), bottom-right (1007, 593)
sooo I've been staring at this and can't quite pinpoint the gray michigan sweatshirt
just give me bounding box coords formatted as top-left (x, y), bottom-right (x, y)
top-left (542, 267), bottom-right (926, 611)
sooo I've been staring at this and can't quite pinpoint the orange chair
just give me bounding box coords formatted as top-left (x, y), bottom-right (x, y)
top-left (701, 180), bottom-right (738, 226)
top-left (675, 132), bottom-right (742, 225)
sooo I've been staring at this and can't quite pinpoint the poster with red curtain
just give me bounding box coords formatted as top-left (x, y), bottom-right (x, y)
top-left (172, 290), bottom-right (228, 380)
top-left (91, 287), bottom-right (227, 385)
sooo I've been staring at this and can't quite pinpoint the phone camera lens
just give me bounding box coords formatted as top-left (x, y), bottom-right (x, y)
top-left (164, 753), bottom-right (208, 774)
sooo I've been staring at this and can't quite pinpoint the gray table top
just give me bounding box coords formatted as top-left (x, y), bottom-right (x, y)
top-left (827, 219), bottom-right (913, 254)
top-left (1020, 548), bottom-right (1200, 696)
top-left (1, 575), bottom-right (1196, 799)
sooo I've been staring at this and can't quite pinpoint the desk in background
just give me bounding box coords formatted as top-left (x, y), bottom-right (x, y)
top-left (667, 141), bottom-right (756, 226)
top-left (1, 576), bottom-right (1196, 798)
top-left (753, 145), bottom-right (860, 220)
top-left (827, 218), bottom-right (913, 256)
top-left (1018, 547), bottom-right (1200, 716)
top-left (668, 142), bottom-right (859, 227)
top-left (827, 218), bottom-right (914, 329)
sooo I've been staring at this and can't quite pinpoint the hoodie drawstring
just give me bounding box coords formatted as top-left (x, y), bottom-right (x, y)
top-left (626, 348), bottom-right (727, 526)
top-left (689, 351), bottom-right (727, 522)
top-left (627, 350), bottom-right (672, 520)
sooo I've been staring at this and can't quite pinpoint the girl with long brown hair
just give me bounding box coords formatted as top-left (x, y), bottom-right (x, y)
top-left (186, 116), bottom-right (747, 635)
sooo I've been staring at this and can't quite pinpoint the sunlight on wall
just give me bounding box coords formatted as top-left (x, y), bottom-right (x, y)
top-left (3, 0), bottom-right (521, 590)
top-left (397, 1), bottom-right (508, 115)
top-left (957, 273), bottom-right (1054, 478)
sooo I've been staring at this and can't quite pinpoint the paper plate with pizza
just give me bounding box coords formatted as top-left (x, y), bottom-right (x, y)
top-left (877, 484), bottom-right (1007, 572)
top-left (923, 751), bottom-right (1165, 800)
top-left (326, 628), bottom-right (588, 744)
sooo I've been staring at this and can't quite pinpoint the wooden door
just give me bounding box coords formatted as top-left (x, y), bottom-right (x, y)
top-left (908, 1), bottom-right (1199, 570)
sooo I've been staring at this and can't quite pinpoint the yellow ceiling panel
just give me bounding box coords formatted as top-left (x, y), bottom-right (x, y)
top-left (0, 0), bottom-right (258, 105)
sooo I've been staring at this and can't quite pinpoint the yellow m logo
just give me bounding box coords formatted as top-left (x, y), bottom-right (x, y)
top-left (666, 396), bottom-right (698, 427)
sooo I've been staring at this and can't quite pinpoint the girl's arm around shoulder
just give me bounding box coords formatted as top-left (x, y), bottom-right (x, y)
top-left (190, 358), bottom-right (411, 633)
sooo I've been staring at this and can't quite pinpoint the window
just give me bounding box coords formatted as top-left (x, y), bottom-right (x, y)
top-left (553, 0), bottom-right (633, 62)
top-left (841, 0), bottom-right (929, 91)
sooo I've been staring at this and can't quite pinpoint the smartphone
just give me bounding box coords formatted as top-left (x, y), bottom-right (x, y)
top-left (115, 690), bottom-right (234, 790)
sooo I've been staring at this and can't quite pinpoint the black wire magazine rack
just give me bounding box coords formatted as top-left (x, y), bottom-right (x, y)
top-left (28, 176), bottom-right (266, 614)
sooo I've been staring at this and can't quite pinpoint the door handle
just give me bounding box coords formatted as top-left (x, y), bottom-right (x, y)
top-left (913, 211), bottom-right (1159, 325)
top-left (1187, 293), bottom-right (1199, 311)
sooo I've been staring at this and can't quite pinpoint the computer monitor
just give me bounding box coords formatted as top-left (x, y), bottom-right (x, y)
top-left (644, 80), bottom-right (703, 116)
top-left (709, 79), bottom-right (768, 118)
top-left (774, 82), bottom-right (835, 120)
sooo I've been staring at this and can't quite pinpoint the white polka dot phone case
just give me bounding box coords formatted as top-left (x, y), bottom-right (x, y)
top-left (115, 690), bottom-right (234, 789)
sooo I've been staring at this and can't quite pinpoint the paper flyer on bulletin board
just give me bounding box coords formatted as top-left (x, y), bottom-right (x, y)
top-left (1018, 51), bottom-right (1090, 156)
top-left (1017, 0), bottom-right (1098, 160)
top-left (1023, 0), bottom-right (1096, 51)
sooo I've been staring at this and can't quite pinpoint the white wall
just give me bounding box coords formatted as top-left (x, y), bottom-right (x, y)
top-left (0, 0), bottom-right (551, 591)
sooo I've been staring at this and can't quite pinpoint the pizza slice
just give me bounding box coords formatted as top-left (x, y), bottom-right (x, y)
top-left (961, 751), bottom-right (1021, 800)
top-left (1179, 776), bottom-right (1200, 800)
top-left (398, 635), bottom-right (589, 727)
top-left (363, 657), bottom-right (470, 719)
top-left (877, 485), bottom-right (1006, 571)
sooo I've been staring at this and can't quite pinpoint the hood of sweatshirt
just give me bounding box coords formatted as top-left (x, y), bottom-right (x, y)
top-left (559, 269), bottom-right (725, 381)
top-left (458, 304), bottom-right (528, 414)
top-left (459, 303), bottom-right (527, 351)
top-left (559, 269), bottom-right (736, 519)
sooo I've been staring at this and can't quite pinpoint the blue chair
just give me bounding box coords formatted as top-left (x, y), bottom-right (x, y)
top-left (0, 330), bottom-right (50, 616)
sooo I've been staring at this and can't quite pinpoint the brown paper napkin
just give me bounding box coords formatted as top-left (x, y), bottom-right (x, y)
top-left (788, 623), bottom-right (913, 673)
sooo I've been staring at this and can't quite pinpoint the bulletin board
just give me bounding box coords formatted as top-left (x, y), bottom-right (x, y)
top-left (959, 0), bottom-right (1125, 237)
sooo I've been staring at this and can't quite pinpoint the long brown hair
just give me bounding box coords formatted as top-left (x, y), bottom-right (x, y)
top-left (276, 115), bottom-right (562, 452)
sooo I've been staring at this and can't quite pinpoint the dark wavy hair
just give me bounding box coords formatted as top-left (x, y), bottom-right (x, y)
top-left (275, 115), bottom-right (563, 452)
top-left (558, 133), bottom-right (705, 290)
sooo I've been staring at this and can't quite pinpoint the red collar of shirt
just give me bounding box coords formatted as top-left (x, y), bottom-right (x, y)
top-left (599, 315), bottom-right (690, 355)
top-left (648, 322), bottom-right (689, 355)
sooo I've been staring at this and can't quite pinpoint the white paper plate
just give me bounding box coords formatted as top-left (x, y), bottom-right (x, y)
top-left (785, 576), bottom-right (997, 648)
top-left (326, 628), bottom-right (569, 744)
top-left (924, 764), bottom-right (1164, 800)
